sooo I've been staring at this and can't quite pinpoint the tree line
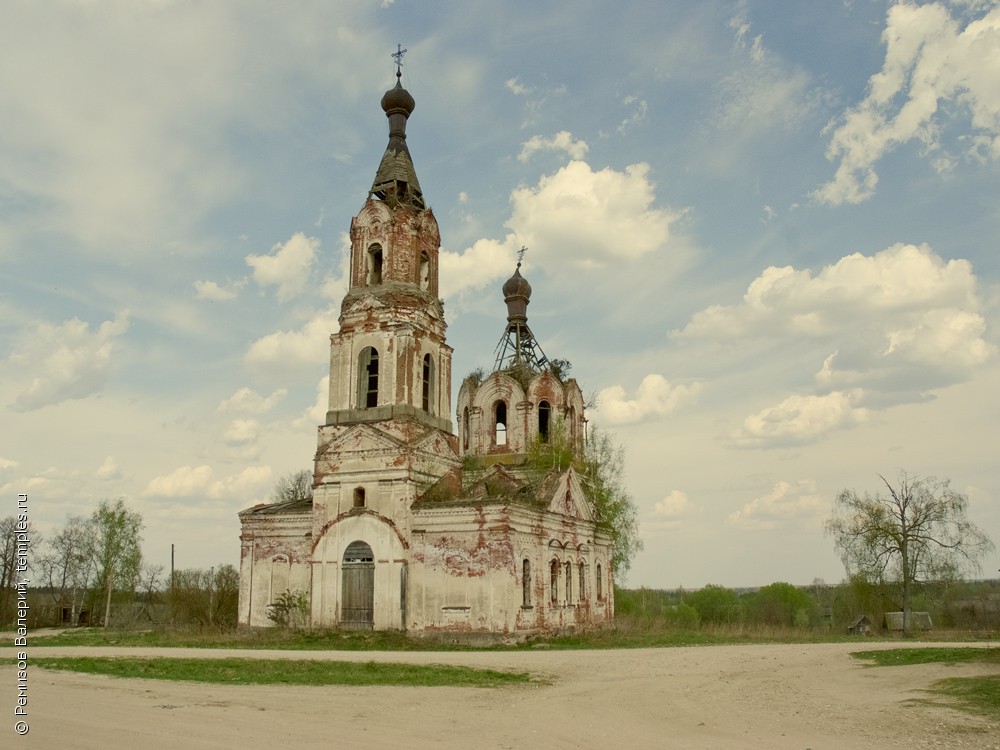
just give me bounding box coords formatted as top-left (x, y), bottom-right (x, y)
top-left (616, 576), bottom-right (1000, 633)
top-left (1, 497), bottom-right (239, 629)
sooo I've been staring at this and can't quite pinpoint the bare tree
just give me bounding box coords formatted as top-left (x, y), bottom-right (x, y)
top-left (826, 472), bottom-right (994, 635)
top-left (39, 515), bottom-right (92, 625)
top-left (269, 469), bottom-right (313, 504)
top-left (0, 515), bottom-right (37, 624)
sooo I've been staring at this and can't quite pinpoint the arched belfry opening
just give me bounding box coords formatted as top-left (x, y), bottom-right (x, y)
top-left (494, 400), bottom-right (507, 446)
top-left (422, 353), bottom-right (434, 412)
top-left (358, 347), bottom-right (379, 408)
top-left (367, 244), bottom-right (383, 285)
top-left (538, 400), bottom-right (551, 443)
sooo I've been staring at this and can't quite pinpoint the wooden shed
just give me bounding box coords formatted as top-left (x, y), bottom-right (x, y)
top-left (883, 611), bottom-right (933, 633)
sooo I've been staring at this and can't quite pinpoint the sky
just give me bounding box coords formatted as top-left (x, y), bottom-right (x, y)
top-left (2, 0), bottom-right (999, 589)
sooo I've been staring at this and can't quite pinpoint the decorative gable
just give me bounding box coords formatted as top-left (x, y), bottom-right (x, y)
top-left (316, 423), bottom-right (406, 459)
top-left (546, 467), bottom-right (594, 521)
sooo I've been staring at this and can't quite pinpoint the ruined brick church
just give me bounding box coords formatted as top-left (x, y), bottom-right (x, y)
top-left (237, 68), bottom-right (614, 635)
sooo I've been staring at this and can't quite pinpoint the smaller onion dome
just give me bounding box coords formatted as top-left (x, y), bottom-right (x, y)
top-left (381, 71), bottom-right (415, 116)
top-left (503, 263), bottom-right (532, 323)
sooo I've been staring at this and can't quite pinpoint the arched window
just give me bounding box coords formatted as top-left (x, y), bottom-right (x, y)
top-left (367, 244), bottom-right (383, 285)
top-left (565, 561), bottom-right (573, 605)
top-left (353, 487), bottom-right (366, 508)
top-left (494, 400), bottom-right (507, 446)
top-left (596, 563), bottom-right (603, 600)
top-left (419, 251), bottom-right (430, 290)
top-left (522, 559), bottom-right (531, 607)
top-left (421, 354), bottom-right (434, 412)
top-left (550, 559), bottom-right (559, 605)
top-left (462, 407), bottom-right (470, 451)
top-left (358, 347), bottom-right (379, 408)
top-left (578, 561), bottom-right (586, 601)
top-left (538, 400), bottom-right (551, 443)
top-left (568, 405), bottom-right (576, 447)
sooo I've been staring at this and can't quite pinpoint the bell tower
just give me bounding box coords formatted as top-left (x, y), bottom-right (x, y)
top-left (308, 59), bottom-right (459, 630)
top-left (324, 67), bottom-right (452, 431)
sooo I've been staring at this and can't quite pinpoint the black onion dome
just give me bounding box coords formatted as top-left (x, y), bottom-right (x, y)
top-left (502, 264), bottom-right (532, 300)
top-left (381, 72), bottom-right (415, 115)
top-left (503, 263), bottom-right (531, 324)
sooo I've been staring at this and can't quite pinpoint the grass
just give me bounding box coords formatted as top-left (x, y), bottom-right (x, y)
top-left (31, 620), bottom-right (868, 651)
top-left (851, 647), bottom-right (1000, 668)
top-left (34, 656), bottom-right (536, 688)
top-left (933, 675), bottom-right (1000, 718)
top-left (852, 647), bottom-right (1000, 720)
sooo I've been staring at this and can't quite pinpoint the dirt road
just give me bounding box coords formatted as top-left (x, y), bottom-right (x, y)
top-left (3, 641), bottom-right (997, 749)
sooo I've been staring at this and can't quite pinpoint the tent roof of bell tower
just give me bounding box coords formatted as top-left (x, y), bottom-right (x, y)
top-left (370, 65), bottom-right (425, 210)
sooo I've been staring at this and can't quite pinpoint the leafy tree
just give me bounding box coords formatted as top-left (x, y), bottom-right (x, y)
top-left (170, 564), bottom-right (239, 628)
top-left (88, 498), bottom-right (144, 628)
top-left (826, 472), bottom-right (994, 635)
top-left (581, 427), bottom-right (642, 577)
top-left (525, 422), bottom-right (641, 576)
top-left (270, 469), bottom-right (314, 504)
top-left (746, 582), bottom-right (818, 627)
top-left (687, 584), bottom-right (743, 625)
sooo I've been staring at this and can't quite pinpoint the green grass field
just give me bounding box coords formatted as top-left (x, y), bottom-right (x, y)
top-left (852, 647), bottom-right (1000, 719)
top-left (30, 620), bottom-right (867, 651)
top-left (34, 656), bottom-right (537, 688)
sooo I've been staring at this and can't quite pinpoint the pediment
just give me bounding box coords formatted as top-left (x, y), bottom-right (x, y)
top-left (546, 467), bottom-right (594, 521)
top-left (465, 464), bottom-right (529, 501)
top-left (317, 423), bottom-right (405, 458)
top-left (342, 293), bottom-right (391, 317)
top-left (411, 428), bottom-right (459, 458)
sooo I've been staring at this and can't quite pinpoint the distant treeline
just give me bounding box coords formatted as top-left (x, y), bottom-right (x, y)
top-left (614, 578), bottom-right (1000, 632)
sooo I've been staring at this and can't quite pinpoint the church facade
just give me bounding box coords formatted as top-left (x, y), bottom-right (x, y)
top-left (237, 70), bottom-right (614, 636)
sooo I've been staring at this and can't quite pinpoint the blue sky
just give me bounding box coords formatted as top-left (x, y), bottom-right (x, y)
top-left (2, 0), bottom-right (998, 588)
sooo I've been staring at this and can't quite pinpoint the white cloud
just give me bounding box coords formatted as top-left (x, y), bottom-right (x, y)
top-left (223, 418), bottom-right (259, 446)
top-left (95, 456), bottom-right (122, 481)
top-left (505, 77), bottom-right (532, 96)
top-left (715, 34), bottom-right (819, 135)
top-left (595, 374), bottom-right (702, 425)
top-left (7, 311), bottom-right (130, 411)
top-left (507, 161), bottom-right (675, 268)
top-left (732, 390), bottom-right (869, 448)
top-left (207, 465), bottom-right (272, 499)
top-left (142, 464), bottom-right (270, 502)
top-left (293, 375), bottom-right (330, 429)
top-left (440, 238), bottom-right (518, 300)
top-left (815, 3), bottom-right (1000, 205)
top-left (194, 279), bottom-right (242, 301)
top-left (654, 490), bottom-right (692, 518)
top-left (244, 305), bottom-right (340, 379)
top-left (675, 244), bottom-right (994, 398)
top-left (618, 95), bottom-right (648, 134)
top-left (142, 465), bottom-right (214, 497)
top-left (0, 457), bottom-right (19, 472)
top-left (217, 387), bottom-right (287, 414)
top-left (245, 232), bottom-right (319, 302)
top-left (643, 490), bottom-right (695, 535)
top-left (517, 131), bottom-right (589, 163)
top-left (728, 479), bottom-right (826, 530)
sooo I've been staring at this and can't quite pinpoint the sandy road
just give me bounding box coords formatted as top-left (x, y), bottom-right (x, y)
top-left (2, 641), bottom-right (997, 749)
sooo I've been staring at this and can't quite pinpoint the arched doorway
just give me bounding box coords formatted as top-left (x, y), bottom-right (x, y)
top-left (341, 540), bottom-right (374, 630)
